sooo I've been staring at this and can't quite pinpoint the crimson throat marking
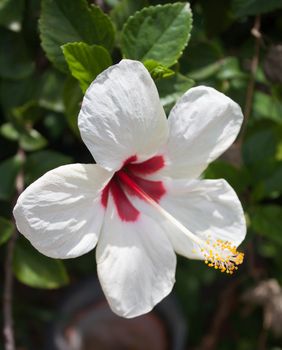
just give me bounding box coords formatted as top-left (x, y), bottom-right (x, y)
top-left (101, 155), bottom-right (166, 222)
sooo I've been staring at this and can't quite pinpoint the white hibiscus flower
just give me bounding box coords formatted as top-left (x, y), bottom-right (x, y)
top-left (13, 59), bottom-right (246, 318)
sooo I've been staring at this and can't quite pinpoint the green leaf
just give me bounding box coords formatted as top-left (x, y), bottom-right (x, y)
top-left (180, 40), bottom-right (223, 76)
top-left (63, 77), bottom-right (83, 136)
top-left (11, 101), bottom-right (44, 128)
top-left (0, 123), bottom-right (19, 141)
top-left (39, 0), bottom-right (115, 72)
top-left (215, 57), bottom-right (246, 80)
top-left (0, 155), bottom-right (22, 201)
top-left (250, 205), bottom-right (282, 245)
top-left (24, 150), bottom-right (72, 185)
top-left (38, 69), bottom-right (65, 113)
top-left (0, 75), bottom-right (39, 111)
top-left (232, 0), bottom-right (282, 17)
top-left (156, 73), bottom-right (194, 113)
top-left (0, 28), bottom-right (35, 80)
top-left (242, 127), bottom-right (281, 191)
top-left (205, 160), bottom-right (250, 194)
top-left (0, 118), bottom-right (47, 152)
top-left (13, 237), bottom-right (69, 289)
top-left (0, 0), bottom-right (11, 11)
top-left (0, 0), bottom-right (24, 32)
top-left (253, 92), bottom-right (282, 125)
top-left (276, 136), bottom-right (282, 161)
top-left (144, 59), bottom-right (175, 81)
top-left (264, 167), bottom-right (282, 197)
top-left (257, 162), bottom-right (282, 200)
top-left (243, 128), bottom-right (277, 167)
top-left (19, 129), bottom-right (48, 152)
top-left (188, 56), bottom-right (246, 82)
top-left (111, 0), bottom-right (148, 31)
top-left (121, 2), bottom-right (192, 67)
top-left (62, 42), bottom-right (112, 93)
top-left (188, 60), bottom-right (224, 81)
top-left (105, 0), bottom-right (120, 7)
top-left (0, 217), bottom-right (14, 246)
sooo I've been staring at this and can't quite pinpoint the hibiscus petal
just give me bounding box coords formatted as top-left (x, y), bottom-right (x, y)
top-left (128, 177), bottom-right (246, 260)
top-left (78, 59), bottom-right (168, 171)
top-left (13, 164), bottom-right (113, 259)
top-left (161, 86), bottom-right (243, 179)
top-left (96, 195), bottom-right (176, 318)
top-left (159, 178), bottom-right (246, 259)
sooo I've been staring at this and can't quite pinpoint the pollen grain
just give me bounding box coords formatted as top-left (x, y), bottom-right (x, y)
top-left (202, 238), bottom-right (244, 275)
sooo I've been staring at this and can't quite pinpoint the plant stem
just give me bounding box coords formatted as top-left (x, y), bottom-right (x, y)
top-left (239, 15), bottom-right (261, 142)
top-left (195, 279), bottom-right (240, 350)
top-left (3, 148), bottom-right (25, 350)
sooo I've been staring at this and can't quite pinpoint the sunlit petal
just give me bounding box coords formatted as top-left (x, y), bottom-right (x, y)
top-left (160, 178), bottom-right (246, 259)
top-left (78, 59), bottom-right (168, 171)
top-left (130, 177), bottom-right (246, 260)
top-left (14, 164), bottom-right (113, 258)
top-left (96, 195), bottom-right (176, 318)
top-left (160, 86), bottom-right (243, 179)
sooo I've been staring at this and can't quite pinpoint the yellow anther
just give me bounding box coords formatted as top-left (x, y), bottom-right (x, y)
top-left (201, 238), bottom-right (244, 275)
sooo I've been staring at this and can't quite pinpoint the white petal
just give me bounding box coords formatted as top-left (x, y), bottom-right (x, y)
top-left (159, 178), bottom-right (246, 259)
top-left (13, 164), bottom-right (113, 259)
top-left (78, 59), bottom-right (168, 171)
top-left (96, 196), bottom-right (176, 318)
top-left (161, 86), bottom-right (243, 179)
top-left (128, 177), bottom-right (246, 260)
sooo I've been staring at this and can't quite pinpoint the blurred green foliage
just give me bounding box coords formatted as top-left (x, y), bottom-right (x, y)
top-left (0, 0), bottom-right (282, 349)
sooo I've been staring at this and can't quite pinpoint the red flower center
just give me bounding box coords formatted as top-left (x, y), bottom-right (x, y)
top-left (101, 155), bottom-right (166, 222)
